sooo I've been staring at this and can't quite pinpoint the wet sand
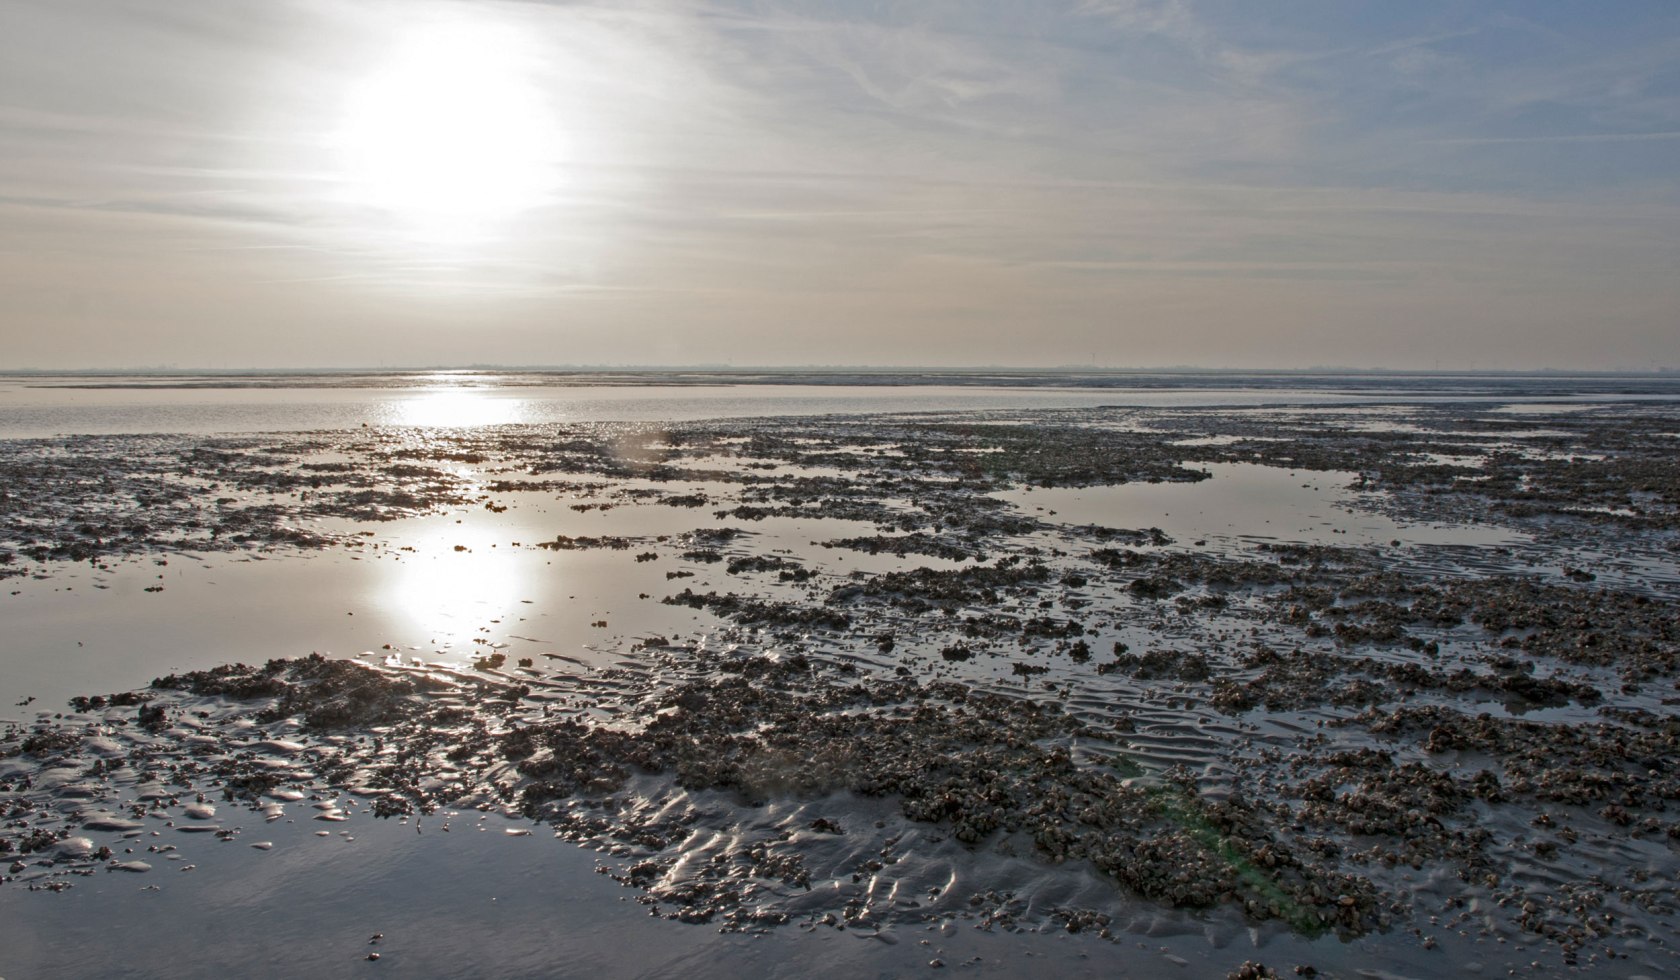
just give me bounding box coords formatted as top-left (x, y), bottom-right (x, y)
top-left (3, 399), bottom-right (1679, 977)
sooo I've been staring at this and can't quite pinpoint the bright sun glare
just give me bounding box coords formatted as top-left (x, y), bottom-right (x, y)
top-left (335, 15), bottom-right (563, 229)
top-left (392, 388), bottom-right (527, 427)
top-left (384, 520), bottom-right (526, 650)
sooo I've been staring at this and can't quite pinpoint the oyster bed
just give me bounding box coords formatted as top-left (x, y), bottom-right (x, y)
top-left (4, 400), bottom-right (1680, 977)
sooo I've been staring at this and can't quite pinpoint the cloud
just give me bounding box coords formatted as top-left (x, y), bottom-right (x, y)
top-left (1428, 131), bottom-right (1680, 145)
top-left (2, 0), bottom-right (1678, 369)
top-left (1075, 0), bottom-right (1204, 48)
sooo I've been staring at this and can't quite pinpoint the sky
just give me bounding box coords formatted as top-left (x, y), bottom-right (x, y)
top-left (2, 0), bottom-right (1679, 371)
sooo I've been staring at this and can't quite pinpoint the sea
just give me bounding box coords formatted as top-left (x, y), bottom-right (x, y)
top-left (4, 368), bottom-right (1679, 438)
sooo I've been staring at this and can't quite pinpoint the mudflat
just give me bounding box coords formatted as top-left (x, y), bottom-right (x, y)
top-left (3, 398), bottom-right (1678, 978)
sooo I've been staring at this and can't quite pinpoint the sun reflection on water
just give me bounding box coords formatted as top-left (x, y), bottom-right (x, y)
top-left (380, 520), bottom-right (529, 652)
top-left (390, 388), bottom-right (530, 428)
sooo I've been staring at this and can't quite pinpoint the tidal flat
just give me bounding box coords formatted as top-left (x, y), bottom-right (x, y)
top-left (3, 396), bottom-right (1679, 978)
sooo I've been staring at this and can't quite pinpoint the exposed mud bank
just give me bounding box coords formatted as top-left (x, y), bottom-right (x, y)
top-left (5, 400), bottom-right (1680, 977)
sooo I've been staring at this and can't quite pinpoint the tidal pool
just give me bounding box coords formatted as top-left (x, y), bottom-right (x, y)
top-left (999, 461), bottom-right (1526, 551)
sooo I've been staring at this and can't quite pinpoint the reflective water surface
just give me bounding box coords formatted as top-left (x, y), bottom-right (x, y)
top-left (7, 369), bottom-right (1679, 438)
top-left (4, 376), bottom-right (1680, 979)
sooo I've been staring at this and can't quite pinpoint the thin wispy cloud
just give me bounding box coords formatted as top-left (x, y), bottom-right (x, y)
top-left (1, 0), bottom-right (1677, 369)
top-left (1430, 132), bottom-right (1680, 145)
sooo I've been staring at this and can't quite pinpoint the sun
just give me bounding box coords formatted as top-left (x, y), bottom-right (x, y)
top-left (334, 14), bottom-right (564, 229)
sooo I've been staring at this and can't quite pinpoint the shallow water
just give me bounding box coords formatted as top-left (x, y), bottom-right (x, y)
top-left (3, 454), bottom-right (1471, 708)
top-left (999, 462), bottom-right (1526, 552)
top-left (0, 378), bottom-right (1405, 439)
top-left (6, 384), bottom-right (1680, 979)
top-left (0, 799), bottom-right (1145, 980)
top-left (0, 487), bottom-right (918, 709)
top-left (0, 382), bottom-right (1140, 438)
top-left (0, 780), bottom-right (1447, 980)
top-left (7, 370), bottom-right (1679, 439)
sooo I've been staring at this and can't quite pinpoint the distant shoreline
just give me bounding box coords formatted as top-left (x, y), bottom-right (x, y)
top-left (6, 365), bottom-right (1680, 392)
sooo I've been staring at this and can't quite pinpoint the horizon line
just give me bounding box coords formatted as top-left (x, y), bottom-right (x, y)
top-left (4, 364), bottom-right (1680, 378)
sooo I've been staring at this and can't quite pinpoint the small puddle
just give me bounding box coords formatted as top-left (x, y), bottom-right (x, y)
top-left (998, 462), bottom-right (1526, 550)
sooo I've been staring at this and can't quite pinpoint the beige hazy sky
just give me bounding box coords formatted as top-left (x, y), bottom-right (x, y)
top-left (3, 0), bottom-right (1679, 370)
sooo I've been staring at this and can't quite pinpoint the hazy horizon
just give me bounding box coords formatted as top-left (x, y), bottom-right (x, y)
top-left (4, 1), bottom-right (1679, 371)
top-left (8, 363), bottom-right (1680, 379)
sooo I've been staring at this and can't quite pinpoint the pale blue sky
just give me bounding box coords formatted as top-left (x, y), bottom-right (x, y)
top-left (2, 0), bottom-right (1677, 369)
